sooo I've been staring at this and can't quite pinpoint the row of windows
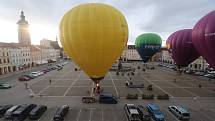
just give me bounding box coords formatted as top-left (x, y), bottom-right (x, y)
top-left (0, 52), bottom-right (9, 57)
top-left (189, 64), bottom-right (202, 69)
top-left (0, 58), bottom-right (10, 64)
top-left (1, 53), bottom-right (30, 57)
top-left (12, 58), bottom-right (30, 62)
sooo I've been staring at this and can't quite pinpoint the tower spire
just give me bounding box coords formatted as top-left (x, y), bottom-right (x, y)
top-left (17, 11), bottom-right (31, 45)
top-left (20, 11), bottom-right (25, 20)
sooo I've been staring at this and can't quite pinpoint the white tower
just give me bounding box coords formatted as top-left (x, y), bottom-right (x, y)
top-left (17, 11), bottom-right (31, 45)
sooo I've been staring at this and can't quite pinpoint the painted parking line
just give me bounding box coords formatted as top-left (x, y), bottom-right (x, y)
top-left (123, 74), bottom-right (144, 94)
top-left (90, 83), bottom-right (95, 97)
top-left (37, 80), bottom-right (58, 95)
top-left (101, 105), bottom-right (104, 121)
top-left (123, 107), bottom-right (129, 121)
top-left (140, 75), bottom-right (174, 97)
top-left (63, 72), bottom-right (82, 96)
top-left (76, 108), bottom-right (82, 121)
top-left (28, 88), bottom-right (35, 96)
top-left (37, 70), bottom-right (72, 95)
top-left (183, 80), bottom-right (215, 94)
top-left (29, 71), bottom-right (55, 86)
top-left (198, 110), bottom-right (215, 121)
top-left (30, 85), bottom-right (127, 88)
top-left (161, 78), bottom-right (200, 97)
top-left (164, 108), bottom-right (180, 121)
top-left (89, 109), bottom-right (92, 121)
top-left (137, 88), bottom-right (143, 94)
top-left (109, 72), bottom-right (119, 97)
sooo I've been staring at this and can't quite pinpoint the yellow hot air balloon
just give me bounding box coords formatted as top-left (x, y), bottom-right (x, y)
top-left (60, 3), bottom-right (128, 84)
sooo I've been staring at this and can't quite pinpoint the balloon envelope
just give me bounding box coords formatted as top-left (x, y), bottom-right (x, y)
top-left (167, 29), bottom-right (199, 67)
top-left (60, 3), bottom-right (128, 83)
top-left (192, 10), bottom-right (215, 69)
top-left (135, 33), bottom-right (162, 63)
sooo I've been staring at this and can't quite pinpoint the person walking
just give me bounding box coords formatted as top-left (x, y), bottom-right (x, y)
top-left (198, 84), bottom-right (202, 88)
top-left (25, 82), bottom-right (28, 89)
top-left (49, 79), bottom-right (52, 84)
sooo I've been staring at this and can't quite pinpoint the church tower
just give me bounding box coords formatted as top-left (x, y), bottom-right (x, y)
top-left (17, 11), bottom-right (31, 45)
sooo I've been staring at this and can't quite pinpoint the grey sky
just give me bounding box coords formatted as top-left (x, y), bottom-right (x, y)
top-left (0, 0), bottom-right (214, 45)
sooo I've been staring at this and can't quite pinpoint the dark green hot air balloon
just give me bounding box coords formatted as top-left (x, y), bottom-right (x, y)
top-left (135, 33), bottom-right (162, 63)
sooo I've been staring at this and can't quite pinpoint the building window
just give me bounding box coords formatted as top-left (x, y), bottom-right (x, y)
top-left (194, 64), bottom-right (197, 69)
top-left (4, 59), bottom-right (6, 63)
top-left (0, 59), bottom-right (1, 64)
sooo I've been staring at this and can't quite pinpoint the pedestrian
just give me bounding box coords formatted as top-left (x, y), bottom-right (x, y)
top-left (49, 79), bottom-right (52, 84)
top-left (25, 82), bottom-right (28, 89)
top-left (93, 87), bottom-right (96, 93)
top-left (198, 84), bottom-right (202, 88)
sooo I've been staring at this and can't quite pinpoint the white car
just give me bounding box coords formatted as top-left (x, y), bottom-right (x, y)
top-left (30, 72), bottom-right (40, 77)
top-left (124, 104), bottom-right (141, 121)
top-left (37, 71), bottom-right (44, 76)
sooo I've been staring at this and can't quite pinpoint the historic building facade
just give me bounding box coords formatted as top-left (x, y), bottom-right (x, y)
top-left (0, 43), bottom-right (13, 75)
top-left (121, 45), bottom-right (141, 61)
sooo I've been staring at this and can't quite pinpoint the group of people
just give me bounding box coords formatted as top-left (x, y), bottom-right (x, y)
top-left (93, 85), bottom-right (103, 94)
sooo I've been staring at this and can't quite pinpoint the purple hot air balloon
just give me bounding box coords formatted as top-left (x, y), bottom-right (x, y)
top-left (192, 10), bottom-right (215, 69)
top-left (167, 29), bottom-right (200, 68)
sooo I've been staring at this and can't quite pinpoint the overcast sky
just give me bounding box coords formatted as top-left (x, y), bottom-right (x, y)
top-left (0, 0), bottom-right (214, 46)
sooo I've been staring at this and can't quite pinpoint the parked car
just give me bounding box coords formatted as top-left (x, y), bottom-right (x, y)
top-left (194, 71), bottom-right (205, 76)
top-left (99, 93), bottom-right (118, 104)
top-left (36, 71), bottom-right (44, 76)
top-left (168, 106), bottom-right (190, 120)
top-left (53, 105), bottom-right (69, 121)
top-left (124, 104), bottom-right (141, 121)
top-left (137, 105), bottom-right (151, 121)
top-left (146, 103), bottom-right (165, 121)
top-left (51, 67), bottom-right (57, 70)
top-left (0, 84), bottom-right (12, 89)
top-left (23, 74), bottom-right (35, 79)
top-left (0, 105), bottom-right (13, 118)
top-left (185, 70), bottom-right (194, 74)
top-left (29, 105), bottom-right (47, 120)
top-left (203, 74), bottom-right (215, 79)
top-left (18, 76), bottom-right (31, 81)
top-left (12, 104), bottom-right (37, 121)
top-left (29, 72), bottom-right (40, 78)
top-left (4, 105), bottom-right (20, 119)
top-left (42, 69), bottom-right (48, 73)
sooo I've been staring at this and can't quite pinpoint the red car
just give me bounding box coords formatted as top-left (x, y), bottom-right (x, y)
top-left (18, 76), bottom-right (31, 81)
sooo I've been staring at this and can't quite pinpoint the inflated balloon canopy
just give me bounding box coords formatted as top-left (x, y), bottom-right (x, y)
top-left (192, 10), bottom-right (215, 69)
top-left (167, 29), bottom-right (199, 67)
top-left (59, 3), bottom-right (128, 84)
top-left (135, 33), bottom-right (162, 63)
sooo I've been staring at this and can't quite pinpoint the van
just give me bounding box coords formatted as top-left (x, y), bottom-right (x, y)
top-left (168, 106), bottom-right (190, 120)
top-left (0, 105), bottom-right (13, 117)
top-left (53, 105), bottom-right (69, 121)
top-left (12, 104), bottom-right (37, 121)
top-left (4, 105), bottom-right (20, 119)
top-left (99, 93), bottom-right (118, 104)
top-left (146, 103), bottom-right (165, 121)
top-left (29, 105), bottom-right (47, 120)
